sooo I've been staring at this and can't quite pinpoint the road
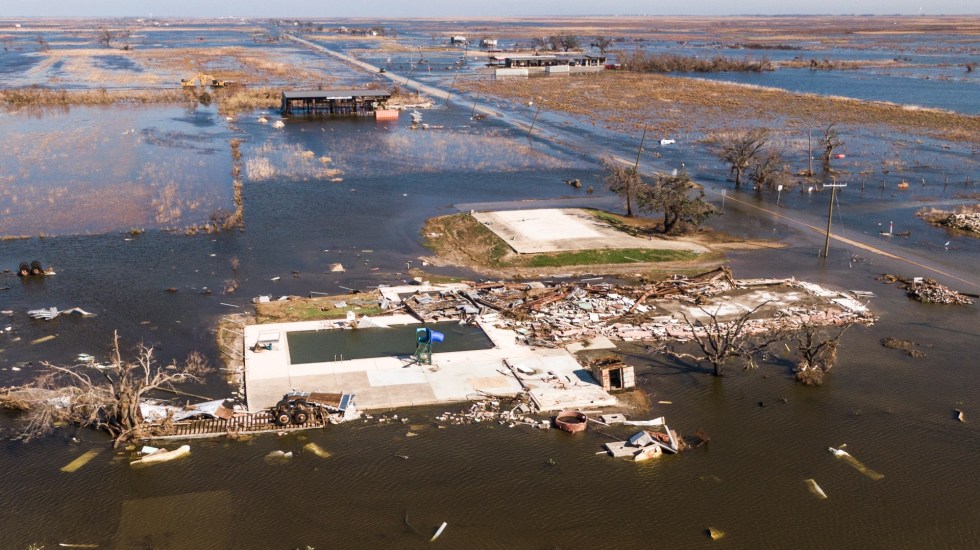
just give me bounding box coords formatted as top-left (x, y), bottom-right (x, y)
top-left (286, 34), bottom-right (978, 290)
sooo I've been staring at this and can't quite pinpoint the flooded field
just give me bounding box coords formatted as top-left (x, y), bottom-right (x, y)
top-left (1, 16), bottom-right (979, 549)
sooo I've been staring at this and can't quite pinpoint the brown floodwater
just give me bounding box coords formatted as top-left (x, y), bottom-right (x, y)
top-left (1, 24), bottom-right (979, 549)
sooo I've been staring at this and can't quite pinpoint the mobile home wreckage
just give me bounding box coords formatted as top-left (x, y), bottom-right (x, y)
top-left (280, 89), bottom-right (392, 116)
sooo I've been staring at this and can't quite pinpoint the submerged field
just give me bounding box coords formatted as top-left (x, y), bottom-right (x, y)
top-left (0, 16), bottom-right (979, 550)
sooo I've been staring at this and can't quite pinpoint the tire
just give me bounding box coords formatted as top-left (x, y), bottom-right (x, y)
top-left (274, 411), bottom-right (292, 426)
top-left (293, 399), bottom-right (309, 411)
top-left (292, 410), bottom-right (309, 425)
top-left (275, 399), bottom-right (291, 411)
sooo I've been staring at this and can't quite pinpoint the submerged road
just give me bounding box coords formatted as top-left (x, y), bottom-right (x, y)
top-left (287, 34), bottom-right (977, 290)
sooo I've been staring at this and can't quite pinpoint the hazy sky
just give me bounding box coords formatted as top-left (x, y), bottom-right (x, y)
top-left (4, 0), bottom-right (978, 17)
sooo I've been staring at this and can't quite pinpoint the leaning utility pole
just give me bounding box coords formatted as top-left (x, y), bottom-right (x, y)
top-left (633, 127), bottom-right (648, 171)
top-left (822, 180), bottom-right (847, 258)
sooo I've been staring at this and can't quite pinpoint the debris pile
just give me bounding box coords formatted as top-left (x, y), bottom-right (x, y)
top-left (939, 211), bottom-right (980, 233)
top-left (431, 393), bottom-right (544, 428)
top-left (456, 268), bottom-right (874, 348)
top-left (904, 278), bottom-right (975, 305)
top-left (880, 274), bottom-right (975, 305)
top-left (880, 337), bottom-right (927, 357)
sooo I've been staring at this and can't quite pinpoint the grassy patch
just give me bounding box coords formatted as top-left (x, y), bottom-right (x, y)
top-left (424, 212), bottom-right (698, 269)
top-left (519, 248), bottom-right (697, 267)
top-left (423, 213), bottom-right (514, 267)
top-left (254, 294), bottom-right (382, 323)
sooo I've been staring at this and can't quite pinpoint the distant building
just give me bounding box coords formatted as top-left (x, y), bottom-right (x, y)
top-left (480, 38), bottom-right (497, 48)
top-left (449, 35), bottom-right (468, 45)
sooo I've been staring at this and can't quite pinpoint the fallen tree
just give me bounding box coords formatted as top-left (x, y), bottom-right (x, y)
top-left (0, 332), bottom-right (209, 446)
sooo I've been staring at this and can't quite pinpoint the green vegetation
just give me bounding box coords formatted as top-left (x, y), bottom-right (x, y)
top-left (522, 248), bottom-right (697, 267)
top-left (254, 294), bottom-right (383, 323)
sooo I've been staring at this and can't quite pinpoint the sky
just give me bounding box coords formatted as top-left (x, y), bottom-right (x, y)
top-left (2, 0), bottom-right (977, 17)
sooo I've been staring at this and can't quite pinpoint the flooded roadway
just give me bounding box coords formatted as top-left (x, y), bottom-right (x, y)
top-left (1, 26), bottom-right (979, 550)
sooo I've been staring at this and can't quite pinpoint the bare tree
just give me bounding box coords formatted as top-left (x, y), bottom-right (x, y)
top-left (717, 129), bottom-right (769, 187)
top-left (603, 158), bottom-right (648, 217)
top-left (36, 35), bottom-right (50, 52)
top-left (791, 321), bottom-right (850, 386)
top-left (549, 32), bottom-right (580, 52)
top-left (748, 150), bottom-right (790, 190)
top-left (670, 301), bottom-right (780, 377)
top-left (0, 332), bottom-right (209, 446)
top-left (96, 26), bottom-right (116, 47)
top-left (821, 123), bottom-right (844, 164)
top-left (96, 26), bottom-right (131, 48)
top-left (590, 35), bottom-right (615, 54)
top-left (641, 170), bottom-right (714, 234)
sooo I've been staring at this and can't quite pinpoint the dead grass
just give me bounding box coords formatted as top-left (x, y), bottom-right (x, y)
top-left (0, 87), bottom-right (189, 108)
top-left (458, 72), bottom-right (980, 144)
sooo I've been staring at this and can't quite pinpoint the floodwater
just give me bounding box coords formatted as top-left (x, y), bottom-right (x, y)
top-left (286, 321), bottom-right (494, 364)
top-left (1, 21), bottom-right (979, 549)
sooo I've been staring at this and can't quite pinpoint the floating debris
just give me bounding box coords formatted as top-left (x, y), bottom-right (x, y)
top-left (707, 527), bottom-right (725, 540)
top-left (130, 445), bottom-right (190, 467)
top-left (828, 446), bottom-right (884, 480)
top-left (879, 274), bottom-right (974, 305)
top-left (430, 521), bottom-right (448, 542)
top-left (303, 442), bottom-right (332, 458)
top-left (955, 409), bottom-right (966, 423)
top-left (880, 337), bottom-right (927, 358)
top-left (60, 449), bottom-right (100, 473)
top-left (804, 478), bottom-right (828, 499)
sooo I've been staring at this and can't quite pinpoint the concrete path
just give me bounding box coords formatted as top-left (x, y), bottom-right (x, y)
top-left (242, 310), bottom-right (616, 413)
top-left (472, 208), bottom-right (707, 254)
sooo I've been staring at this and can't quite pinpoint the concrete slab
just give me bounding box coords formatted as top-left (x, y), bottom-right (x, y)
top-left (242, 315), bottom-right (615, 413)
top-left (471, 208), bottom-right (707, 254)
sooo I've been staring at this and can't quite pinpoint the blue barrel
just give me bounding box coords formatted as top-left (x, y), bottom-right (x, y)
top-left (416, 328), bottom-right (445, 344)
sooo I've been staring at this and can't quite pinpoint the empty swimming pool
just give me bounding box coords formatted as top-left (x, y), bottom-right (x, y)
top-left (285, 321), bottom-right (495, 365)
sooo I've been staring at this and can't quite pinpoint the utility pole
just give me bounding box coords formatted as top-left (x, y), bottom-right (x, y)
top-left (633, 127), bottom-right (648, 171)
top-left (445, 73), bottom-right (458, 105)
top-left (822, 180), bottom-right (847, 258)
top-left (808, 129), bottom-right (813, 176)
top-left (526, 103), bottom-right (541, 141)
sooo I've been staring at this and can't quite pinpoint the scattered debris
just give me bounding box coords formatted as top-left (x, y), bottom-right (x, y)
top-left (30, 335), bottom-right (56, 345)
top-left (955, 409), bottom-right (966, 423)
top-left (916, 206), bottom-right (980, 234)
top-left (828, 445), bottom-right (884, 480)
top-left (264, 449), bottom-right (293, 463)
top-left (130, 445), bottom-right (190, 467)
top-left (604, 420), bottom-right (682, 460)
top-left (804, 478), bottom-right (828, 499)
top-left (27, 307), bottom-right (96, 321)
top-left (554, 410), bottom-right (588, 433)
top-left (60, 449), bottom-right (100, 473)
top-left (303, 442), bottom-right (333, 458)
top-left (878, 274), bottom-right (975, 305)
top-left (707, 527), bottom-right (725, 541)
top-left (880, 337), bottom-right (927, 358)
top-left (430, 521), bottom-right (448, 542)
